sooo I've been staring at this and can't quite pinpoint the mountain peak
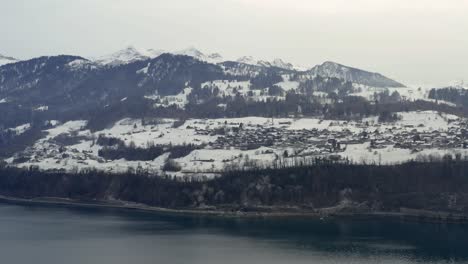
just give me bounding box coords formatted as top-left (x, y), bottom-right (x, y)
top-left (270, 58), bottom-right (295, 70)
top-left (237, 56), bottom-right (297, 70)
top-left (236, 56), bottom-right (256, 65)
top-left (175, 47), bottom-right (204, 58)
top-left (321, 61), bottom-right (341, 66)
top-left (174, 47), bottom-right (224, 63)
top-left (141, 48), bottom-right (166, 58)
top-left (95, 46), bottom-right (149, 66)
top-left (94, 46), bottom-right (225, 66)
top-left (309, 61), bottom-right (405, 88)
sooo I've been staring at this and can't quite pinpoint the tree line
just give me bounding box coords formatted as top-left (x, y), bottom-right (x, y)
top-left (1, 159), bottom-right (468, 213)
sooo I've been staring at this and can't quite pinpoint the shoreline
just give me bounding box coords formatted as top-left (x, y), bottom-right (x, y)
top-left (0, 195), bottom-right (467, 224)
top-left (0, 195), bottom-right (321, 218)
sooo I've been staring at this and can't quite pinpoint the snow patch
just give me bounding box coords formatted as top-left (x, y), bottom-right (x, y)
top-left (5, 123), bottom-right (31, 136)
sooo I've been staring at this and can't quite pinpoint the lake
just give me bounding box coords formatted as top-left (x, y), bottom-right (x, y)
top-left (0, 203), bottom-right (467, 264)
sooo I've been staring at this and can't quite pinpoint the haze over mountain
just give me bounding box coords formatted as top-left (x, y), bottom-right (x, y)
top-left (96, 46), bottom-right (301, 70)
top-left (0, 46), bottom-right (414, 140)
top-left (0, 46), bottom-right (405, 102)
top-left (87, 45), bottom-right (402, 86)
top-left (4, 44), bottom-right (463, 89)
top-left (0, 54), bottom-right (18, 66)
top-left (3, 0), bottom-right (468, 86)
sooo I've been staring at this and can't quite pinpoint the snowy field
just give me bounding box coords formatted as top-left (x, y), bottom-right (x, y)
top-left (350, 84), bottom-right (458, 107)
top-left (5, 111), bottom-right (468, 178)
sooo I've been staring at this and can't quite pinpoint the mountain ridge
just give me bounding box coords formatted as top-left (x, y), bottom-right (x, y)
top-left (308, 61), bottom-right (405, 88)
top-left (0, 49), bottom-right (406, 109)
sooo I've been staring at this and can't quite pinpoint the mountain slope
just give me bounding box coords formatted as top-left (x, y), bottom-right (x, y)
top-left (307, 61), bottom-right (405, 88)
top-left (71, 53), bottom-right (226, 104)
top-left (92, 47), bottom-right (404, 90)
top-left (0, 50), bottom-right (408, 116)
top-left (0, 55), bottom-right (96, 102)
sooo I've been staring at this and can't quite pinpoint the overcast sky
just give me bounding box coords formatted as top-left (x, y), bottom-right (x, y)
top-left (1, 0), bottom-right (467, 86)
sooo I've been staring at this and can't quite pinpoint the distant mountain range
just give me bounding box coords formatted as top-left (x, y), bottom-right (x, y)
top-left (0, 46), bottom-right (405, 87)
top-left (87, 46), bottom-right (403, 86)
top-left (94, 46), bottom-right (224, 66)
top-left (0, 46), bottom-right (408, 121)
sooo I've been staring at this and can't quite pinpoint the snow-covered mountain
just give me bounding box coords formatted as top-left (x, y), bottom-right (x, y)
top-left (0, 54), bottom-right (18, 66)
top-left (94, 46), bottom-right (309, 73)
top-left (173, 47), bottom-right (225, 64)
top-left (0, 55), bottom-right (95, 98)
top-left (94, 46), bottom-right (151, 66)
top-left (236, 56), bottom-right (257, 65)
top-left (95, 46), bottom-right (299, 70)
top-left (93, 47), bottom-right (405, 88)
top-left (94, 46), bottom-right (225, 66)
top-left (229, 58), bottom-right (405, 88)
top-left (258, 59), bottom-right (295, 70)
top-left (140, 48), bottom-right (166, 59)
top-left (0, 52), bottom-right (228, 110)
top-left (307, 61), bottom-right (405, 88)
top-left (0, 47), bottom-right (407, 109)
top-left (236, 56), bottom-right (299, 71)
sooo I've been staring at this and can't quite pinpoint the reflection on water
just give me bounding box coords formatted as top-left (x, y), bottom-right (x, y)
top-left (0, 203), bottom-right (467, 264)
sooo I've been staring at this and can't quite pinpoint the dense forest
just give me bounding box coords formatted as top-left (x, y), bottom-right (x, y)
top-left (429, 87), bottom-right (468, 108)
top-left (82, 92), bottom-right (468, 131)
top-left (1, 158), bottom-right (468, 215)
top-left (96, 135), bottom-right (201, 161)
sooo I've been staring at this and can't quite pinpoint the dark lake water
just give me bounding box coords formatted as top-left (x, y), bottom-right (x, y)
top-left (1, 203), bottom-right (468, 264)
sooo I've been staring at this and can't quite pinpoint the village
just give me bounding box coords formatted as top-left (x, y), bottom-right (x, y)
top-left (195, 113), bottom-right (468, 158)
top-left (5, 111), bottom-right (468, 177)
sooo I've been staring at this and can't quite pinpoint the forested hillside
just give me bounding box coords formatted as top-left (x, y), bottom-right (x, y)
top-left (1, 158), bottom-right (468, 217)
